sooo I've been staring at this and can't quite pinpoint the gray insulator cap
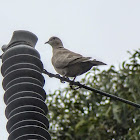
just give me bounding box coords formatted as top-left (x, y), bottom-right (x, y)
top-left (1, 30), bottom-right (38, 52)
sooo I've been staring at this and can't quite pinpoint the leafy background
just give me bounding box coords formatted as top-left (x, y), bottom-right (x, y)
top-left (46, 49), bottom-right (140, 140)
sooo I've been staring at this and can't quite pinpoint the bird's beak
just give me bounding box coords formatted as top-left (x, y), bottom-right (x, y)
top-left (45, 41), bottom-right (49, 44)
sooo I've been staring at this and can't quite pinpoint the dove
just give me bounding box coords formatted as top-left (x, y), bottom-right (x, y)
top-left (45, 37), bottom-right (106, 80)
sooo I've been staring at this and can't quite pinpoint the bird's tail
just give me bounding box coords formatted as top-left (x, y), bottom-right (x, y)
top-left (91, 59), bottom-right (107, 66)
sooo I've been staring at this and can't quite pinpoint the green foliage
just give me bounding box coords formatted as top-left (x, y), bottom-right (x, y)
top-left (46, 49), bottom-right (140, 140)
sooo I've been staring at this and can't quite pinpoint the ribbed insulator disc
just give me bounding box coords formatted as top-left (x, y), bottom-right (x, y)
top-left (7, 111), bottom-right (49, 133)
top-left (8, 125), bottom-right (51, 140)
top-left (5, 97), bottom-right (48, 119)
top-left (2, 45), bottom-right (40, 62)
top-left (4, 82), bottom-right (46, 104)
top-left (6, 91), bottom-right (45, 104)
top-left (1, 54), bottom-right (43, 76)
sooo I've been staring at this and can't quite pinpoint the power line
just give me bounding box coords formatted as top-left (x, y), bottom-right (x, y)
top-left (43, 69), bottom-right (140, 108)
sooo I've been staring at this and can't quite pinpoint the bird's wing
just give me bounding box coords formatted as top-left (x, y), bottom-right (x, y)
top-left (52, 48), bottom-right (92, 68)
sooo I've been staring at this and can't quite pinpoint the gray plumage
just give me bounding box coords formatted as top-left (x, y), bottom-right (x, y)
top-left (45, 37), bottom-right (106, 78)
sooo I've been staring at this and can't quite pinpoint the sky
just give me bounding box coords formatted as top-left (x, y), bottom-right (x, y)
top-left (0, 0), bottom-right (140, 139)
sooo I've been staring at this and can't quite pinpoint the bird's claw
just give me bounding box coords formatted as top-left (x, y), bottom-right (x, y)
top-left (69, 81), bottom-right (81, 90)
top-left (55, 74), bottom-right (65, 83)
top-left (60, 76), bottom-right (70, 83)
top-left (58, 75), bottom-right (68, 83)
top-left (56, 74), bottom-right (61, 77)
top-left (70, 85), bottom-right (80, 90)
top-left (60, 80), bottom-right (65, 83)
top-left (65, 77), bottom-right (70, 81)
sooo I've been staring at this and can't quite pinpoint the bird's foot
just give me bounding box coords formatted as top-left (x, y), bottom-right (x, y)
top-left (55, 74), bottom-right (65, 83)
top-left (63, 76), bottom-right (70, 81)
top-left (69, 79), bottom-right (81, 90)
top-left (60, 76), bottom-right (70, 83)
top-left (60, 80), bottom-right (65, 83)
top-left (70, 85), bottom-right (80, 90)
top-left (56, 74), bottom-right (61, 77)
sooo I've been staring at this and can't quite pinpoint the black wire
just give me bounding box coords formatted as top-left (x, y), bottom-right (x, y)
top-left (43, 69), bottom-right (140, 108)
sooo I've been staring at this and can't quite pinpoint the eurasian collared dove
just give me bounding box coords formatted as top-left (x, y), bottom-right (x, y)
top-left (45, 37), bottom-right (106, 80)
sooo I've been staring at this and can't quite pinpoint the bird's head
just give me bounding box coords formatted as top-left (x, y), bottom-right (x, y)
top-left (45, 36), bottom-right (63, 48)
